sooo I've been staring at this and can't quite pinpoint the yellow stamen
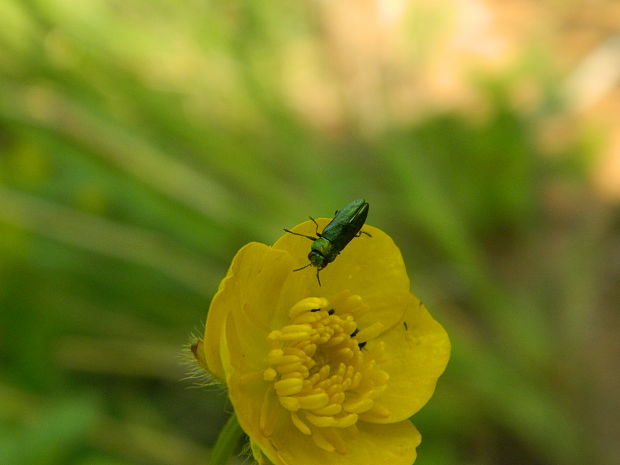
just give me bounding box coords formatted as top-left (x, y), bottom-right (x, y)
top-left (264, 294), bottom-right (391, 453)
top-left (348, 398), bottom-right (375, 414)
top-left (291, 412), bottom-right (311, 435)
top-left (263, 367), bottom-right (277, 381)
top-left (267, 349), bottom-right (284, 360)
top-left (302, 343), bottom-right (317, 356)
top-left (297, 393), bottom-right (329, 409)
top-left (276, 362), bottom-right (304, 374)
top-left (289, 297), bottom-right (328, 318)
top-left (312, 403), bottom-right (342, 416)
top-left (323, 428), bottom-right (347, 454)
top-left (367, 404), bottom-right (391, 418)
top-left (334, 413), bottom-right (358, 428)
top-left (270, 354), bottom-right (299, 365)
top-left (305, 412), bottom-right (337, 427)
top-left (259, 389), bottom-right (278, 437)
top-left (278, 332), bottom-right (311, 341)
top-left (282, 324), bottom-right (312, 333)
top-left (356, 321), bottom-right (385, 342)
top-left (274, 378), bottom-right (303, 396)
top-left (311, 428), bottom-right (335, 452)
top-left (330, 392), bottom-right (345, 405)
top-left (370, 369), bottom-right (390, 384)
top-left (279, 396), bottom-right (300, 411)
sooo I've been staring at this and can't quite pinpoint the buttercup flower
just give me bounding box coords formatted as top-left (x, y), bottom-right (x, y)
top-left (193, 219), bottom-right (450, 465)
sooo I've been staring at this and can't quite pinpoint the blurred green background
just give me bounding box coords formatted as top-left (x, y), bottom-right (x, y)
top-left (1, 1), bottom-right (619, 464)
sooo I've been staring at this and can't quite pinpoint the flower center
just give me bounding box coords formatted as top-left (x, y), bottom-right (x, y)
top-left (262, 292), bottom-right (389, 453)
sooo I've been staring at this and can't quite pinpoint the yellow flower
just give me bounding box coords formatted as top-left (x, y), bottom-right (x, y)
top-left (193, 219), bottom-right (450, 465)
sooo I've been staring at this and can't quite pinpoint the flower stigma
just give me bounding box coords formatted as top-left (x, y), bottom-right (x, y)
top-left (261, 292), bottom-right (390, 454)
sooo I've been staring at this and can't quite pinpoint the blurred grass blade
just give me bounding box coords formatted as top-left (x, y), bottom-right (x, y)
top-left (0, 187), bottom-right (217, 296)
top-left (0, 84), bottom-right (236, 223)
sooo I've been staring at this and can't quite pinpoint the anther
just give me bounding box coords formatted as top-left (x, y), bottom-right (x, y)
top-left (335, 413), bottom-right (358, 428)
top-left (356, 322), bottom-right (384, 341)
top-left (291, 412), bottom-right (311, 435)
top-left (274, 378), bottom-right (303, 396)
top-left (263, 368), bottom-right (277, 381)
top-left (312, 403), bottom-right (342, 416)
top-left (312, 429), bottom-right (335, 452)
top-left (297, 393), bottom-right (329, 409)
top-left (344, 397), bottom-right (374, 414)
top-left (305, 413), bottom-right (337, 428)
top-left (279, 396), bottom-right (300, 411)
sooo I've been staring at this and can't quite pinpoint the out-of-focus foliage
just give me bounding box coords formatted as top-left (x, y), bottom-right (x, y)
top-left (1, 1), bottom-right (618, 465)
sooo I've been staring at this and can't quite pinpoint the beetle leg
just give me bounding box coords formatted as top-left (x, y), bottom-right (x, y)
top-left (355, 230), bottom-right (372, 238)
top-left (283, 229), bottom-right (317, 241)
top-left (316, 268), bottom-right (322, 286)
top-left (308, 216), bottom-right (322, 237)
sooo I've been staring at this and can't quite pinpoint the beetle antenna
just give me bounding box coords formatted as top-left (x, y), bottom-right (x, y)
top-left (316, 268), bottom-right (321, 286)
top-left (283, 229), bottom-right (317, 241)
top-left (292, 263), bottom-right (312, 272)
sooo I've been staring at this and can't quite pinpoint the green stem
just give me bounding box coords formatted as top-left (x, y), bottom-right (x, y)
top-left (209, 413), bottom-right (243, 465)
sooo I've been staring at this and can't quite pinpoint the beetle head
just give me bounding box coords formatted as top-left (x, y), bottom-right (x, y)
top-left (308, 250), bottom-right (327, 269)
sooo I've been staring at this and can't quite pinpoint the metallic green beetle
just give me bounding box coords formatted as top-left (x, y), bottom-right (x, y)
top-left (283, 199), bottom-right (371, 285)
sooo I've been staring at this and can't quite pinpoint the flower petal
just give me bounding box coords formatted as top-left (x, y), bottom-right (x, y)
top-left (274, 220), bottom-right (411, 336)
top-left (266, 419), bottom-right (420, 465)
top-left (204, 242), bottom-right (306, 379)
top-left (361, 295), bottom-right (451, 423)
top-left (227, 347), bottom-right (279, 461)
top-left (205, 242), bottom-right (305, 379)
